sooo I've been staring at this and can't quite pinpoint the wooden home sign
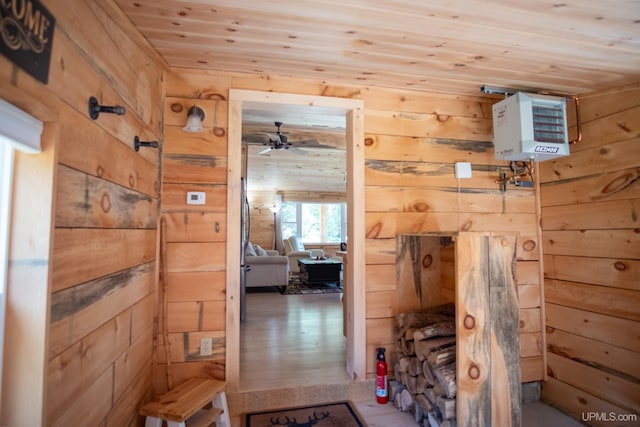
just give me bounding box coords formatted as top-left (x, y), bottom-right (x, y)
top-left (0, 0), bottom-right (55, 84)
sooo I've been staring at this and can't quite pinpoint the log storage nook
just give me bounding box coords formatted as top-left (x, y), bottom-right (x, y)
top-left (0, 1), bottom-right (637, 427)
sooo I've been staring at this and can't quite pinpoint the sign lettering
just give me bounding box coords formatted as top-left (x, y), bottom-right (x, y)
top-left (0, 0), bottom-right (55, 84)
top-left (534, 145), bottom-right (559, 153)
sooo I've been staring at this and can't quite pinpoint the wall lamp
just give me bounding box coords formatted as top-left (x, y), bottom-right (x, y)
top-left (88, 96), bottom-right (125, 120)
top-left (183, 106), bottom-right (205, 132)
top-left (134, 135), bottom-right (159, 152)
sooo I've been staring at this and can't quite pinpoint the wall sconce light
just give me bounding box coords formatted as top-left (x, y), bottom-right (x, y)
top-left (134, 135), bottom-right (159, 152)
top-left (88, 96), bottom-right (125, 120)
top-left (183, 106), bottom-right (205, 132)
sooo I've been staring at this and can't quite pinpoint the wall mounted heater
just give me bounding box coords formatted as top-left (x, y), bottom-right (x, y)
top-left (492, 92), bottom-right (570, 161)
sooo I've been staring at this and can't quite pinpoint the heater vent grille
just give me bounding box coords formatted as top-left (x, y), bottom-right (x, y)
top-left (532, 104), bottom-right (565, 144)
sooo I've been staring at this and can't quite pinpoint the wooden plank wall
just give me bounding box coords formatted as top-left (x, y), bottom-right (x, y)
top-left (362, 91), bottom-right (544, 382)
top-left (0, 1), bottom-right (165, 426)
top-left (162, 69), bottom-right (544, 393)
top-left (539, 84), bottom-right (640, 423)
top-left (159, 77), bottom-right (229, 394)
top-left (247, 191), bottom-right (278, 251)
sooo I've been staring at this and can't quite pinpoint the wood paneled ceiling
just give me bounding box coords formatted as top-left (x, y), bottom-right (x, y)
top-left (116, 0), bottom-right (640, 193)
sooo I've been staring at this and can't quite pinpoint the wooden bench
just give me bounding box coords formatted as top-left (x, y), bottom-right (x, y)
top-left (140, 378), bottom-right (230, 427)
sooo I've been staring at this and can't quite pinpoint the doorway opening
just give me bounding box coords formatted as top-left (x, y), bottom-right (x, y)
top-left (226, 90), bottom-right (365, 393)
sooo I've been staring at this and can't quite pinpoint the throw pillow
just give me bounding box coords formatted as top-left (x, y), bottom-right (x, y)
top-left (245, 242), bottom-right (257, 257)
top-left (254, 244), bottom-right (268, 256)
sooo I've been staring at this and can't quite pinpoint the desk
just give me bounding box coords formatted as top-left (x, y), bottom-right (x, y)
top-left (298, 258), bottom-right (342, 285)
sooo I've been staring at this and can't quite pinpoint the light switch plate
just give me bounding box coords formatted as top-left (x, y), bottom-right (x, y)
top-left (187, 191), bottom-right (206, 205)
top-left (455, 162), bottom-right (472, 179)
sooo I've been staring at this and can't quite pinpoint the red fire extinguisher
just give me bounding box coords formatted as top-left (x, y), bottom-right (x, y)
top-left (376, 347), bottom-right (388, 404)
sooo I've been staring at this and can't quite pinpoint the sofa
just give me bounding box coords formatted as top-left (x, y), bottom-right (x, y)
top-left (283, 236), bottom-right (319, 275)
top-left (244, 242), bottom-right (290, 288)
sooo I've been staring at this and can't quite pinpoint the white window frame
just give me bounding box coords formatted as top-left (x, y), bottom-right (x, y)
top-left (0, 140), bottom-right (15, 404)
top-left (282, 201), bottom-right (347, 244)
top-left (0, 99), bottom-right (42, 407)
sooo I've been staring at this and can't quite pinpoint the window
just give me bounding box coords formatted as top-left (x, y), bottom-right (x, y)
top-left (0, 99), bottom-right (42, 405)
top-left (281, 202), bottom-right (346, 243)
top-left (0, 139), bottom-right (14, 403)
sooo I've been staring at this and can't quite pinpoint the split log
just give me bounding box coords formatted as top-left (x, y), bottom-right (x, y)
top-left (427, 343), bottom-right (456, 368)
top-left (394, 363), bottom-right (402, 382)
top-left (412, 320), bottom-right (456, 341)
top-left (423, 360), bottom-right (436, 386)
top-left (436, 396), bottom-right (456, 420)
top-left (398, 388), bottom-right (415, 412)
top-left (425, 387), bottom-right (438, 405)
top-left (396, 303), bottom-right (455, 337)
top-left (416, 393), bottom-right (434, 414)
top-left (401, 372), bottom-right (418, 394)
top-left (413, 397), bottom-right (426, 424)
top-left (432, 362), bottom-right (457, 398)
top-left (397, 356), bottom-right (412, 373)
top-left (390, 380), bottom-right (405, 402)
top-left (428, 410), bottom-right (442, 427)
top-left (408, 357), bottom-right (423, 376)
top-left (400, 337), bottom-right (415, 355)
top-left (414, 336), bottom-right (456, 361)
top-left (433, 382), bottom-right (446, 398)
top-left (416, 373), bottom-right (430, 394)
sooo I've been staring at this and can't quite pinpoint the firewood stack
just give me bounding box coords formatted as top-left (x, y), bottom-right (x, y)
top-left (392, 303), bottom-right (457, 427)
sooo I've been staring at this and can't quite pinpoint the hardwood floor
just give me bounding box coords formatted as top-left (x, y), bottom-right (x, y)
top-left (236, 288), bottom-right (586, 427)
top-left (240, 289), bottom-right (350, 391)
top-left (236, 288), bottom-right (417, 426)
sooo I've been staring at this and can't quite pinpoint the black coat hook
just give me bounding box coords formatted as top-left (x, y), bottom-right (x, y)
top-left (134, 136), bottom-right (159, 152)
top-left (89, 96), bottom-right (125, 120)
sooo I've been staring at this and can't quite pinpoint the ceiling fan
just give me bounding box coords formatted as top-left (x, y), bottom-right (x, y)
top-left (257, 121), bottom-right (305, 155)
top-left (243, 121), bottom-right (340, 155)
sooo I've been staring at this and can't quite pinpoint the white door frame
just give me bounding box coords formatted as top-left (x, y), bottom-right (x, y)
top-left (225, 89), bottom-right (366, 391)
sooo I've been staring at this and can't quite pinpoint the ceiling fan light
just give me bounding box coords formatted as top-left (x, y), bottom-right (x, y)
top-left (183, 106), bottom-right (205, 132)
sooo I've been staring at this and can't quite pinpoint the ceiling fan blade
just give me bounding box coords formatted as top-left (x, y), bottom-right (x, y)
top-left (293, 139), bottom-right (340, 149)
top-left (257, 147), bottom-right (273, 155)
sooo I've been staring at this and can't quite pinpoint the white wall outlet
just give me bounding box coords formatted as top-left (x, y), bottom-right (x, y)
top-left (187, 191), bottom-right (206, 205)
top-left (200, 337), bottom-right (213, 356)
top-left (455, 162), bottom-right (472, 179)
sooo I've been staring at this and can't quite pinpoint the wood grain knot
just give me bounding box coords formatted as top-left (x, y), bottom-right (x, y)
top-left (364, 137), bottom-right (374, 146)
top-left (203, 92), bottom-right (226, 100)
top-left (614, 261), bottom-right (627, 271)
top-left (422, 254), bottom-right (433, 268)
top-left (463, 314), bottom-right (475, 330)
top-left (366, 222), bottom-right (383, 238)
top-left (501, 238), bottom-right (510, 247)
top-left (468, 364), bottom-right (480, 380)
top-left (170, 103), bottom-right (184, 113)
top-left (129, 174), bottom-right (135, 188)
top-left (101, 193), bottom-right (111, 213)
top-left (413, 202), bottom-right (429, 212)
top-left (522, 239), bottom-right (536, 252)
top-left (601, 173), bottom-right (634, 195)
top-left (436, 114), bottom-right (451, 122)
top-left (213, 127), bottom-right (226, 137)
top-left (96, 165), bottom-right (105, 178)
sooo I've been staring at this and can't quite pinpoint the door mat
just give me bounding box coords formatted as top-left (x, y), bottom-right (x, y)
top-left (280, 278), bottom-right (342, 295)
top-left (245, 401), bottom-right (367, 427)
